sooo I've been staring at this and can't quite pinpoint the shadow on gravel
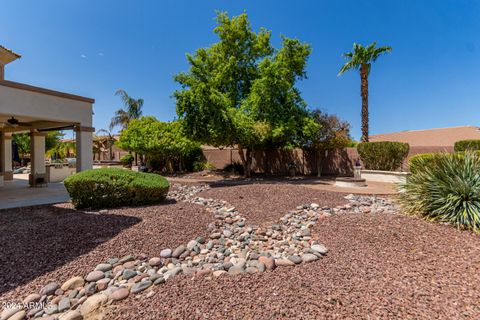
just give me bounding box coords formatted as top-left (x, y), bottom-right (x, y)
top-left (206, 177), bottom-right (336, 189)
top-left (0, 205), bottom-right (141, 296)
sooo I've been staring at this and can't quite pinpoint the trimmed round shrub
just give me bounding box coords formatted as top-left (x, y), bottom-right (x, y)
top-left (64, 168), bottom-right (169, 209)
top-left (399, 151), bottom-right (480, 232)
top-left (408, 153), bottom-right (437, 174)
top-left (454, 140), bottom-right (480, 152)
top-left (357, 141), bottom-right (409, 171)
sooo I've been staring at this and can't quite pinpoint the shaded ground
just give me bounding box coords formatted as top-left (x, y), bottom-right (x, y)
top-left (0, 199), bottom-right (214, 301)
top-left (107, 184), bottom-right (480, 319)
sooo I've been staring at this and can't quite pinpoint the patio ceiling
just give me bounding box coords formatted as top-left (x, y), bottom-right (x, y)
top-left (0, 114), bottom-right (75, 133)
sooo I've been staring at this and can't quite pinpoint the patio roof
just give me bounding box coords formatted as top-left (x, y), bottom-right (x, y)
top-left (0, 45), bottom-right (21, 65)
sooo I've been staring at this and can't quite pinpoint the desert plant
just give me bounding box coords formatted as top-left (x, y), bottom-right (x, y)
top-left (192, 161), bottom-right (215, 172)
top-left (398, 151), bottom-right (480, 232)
top-left (64, 168), bottom-right (169, 209)
top-left (408, 153), bottom-right (437, 174)
top-left (454, 140), bottom-right (480, 152)
top-left (357, 141), bottom-right (409, 171)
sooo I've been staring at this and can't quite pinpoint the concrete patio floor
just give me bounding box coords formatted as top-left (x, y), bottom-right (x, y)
top-left (0, 174), bottom-right (69, 210)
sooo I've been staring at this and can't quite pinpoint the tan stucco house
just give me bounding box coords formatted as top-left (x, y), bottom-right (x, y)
top-left (0, 45), bottom-right (94, 187)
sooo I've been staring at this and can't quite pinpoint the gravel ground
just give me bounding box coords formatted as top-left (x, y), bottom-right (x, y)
top-left (2, 183), bottom-right (480, 319)
top-left (199, 183), bottom-right (348, 226)
top-left (106, 184), bottom-right (480, 320)
top-left (0, 199), bottom-right (214, 302)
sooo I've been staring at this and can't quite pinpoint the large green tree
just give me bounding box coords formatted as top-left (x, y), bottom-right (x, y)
top-left (174, 12), bottom-right (318, 177)
top-left (338, 42), bottom-right (392, 142)
top-left (117, 117), bottom-right (200, 171)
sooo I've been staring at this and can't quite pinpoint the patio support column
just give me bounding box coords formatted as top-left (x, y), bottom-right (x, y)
top-left (0, 131), bottom-right (13, 180)
top-left (29, 131), bottom-right (47, 186)
top-left (75, 126), bottom-right (94, 172)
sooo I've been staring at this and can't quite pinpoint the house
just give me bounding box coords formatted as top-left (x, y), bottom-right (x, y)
top-left (370, 126), bottom-right (480, 148)
top-left (0, 45), bottom-right (94, 187)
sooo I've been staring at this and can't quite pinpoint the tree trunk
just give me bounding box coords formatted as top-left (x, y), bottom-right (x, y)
top-left (316, 149), bottom-right (323, 177)
top-left (237, 145), bottom-right (252, 178)
top-left (360, 64), bottom-right (369, 142)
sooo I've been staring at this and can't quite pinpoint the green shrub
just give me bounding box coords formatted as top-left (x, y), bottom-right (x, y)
top-left (454, 140), bottom-right (480, 152)
top-left (357, 141), bottom-right (409, 171)
top-left (120, 154), bottom-right (134, 166)
top-left (64, 168), bottom-right (169, 209)
top-left (398, 151), bottom-right (480, 232)
top-left (223, 161), bottom-right (244, 175)
top-left (192, 160), bottom-right (215, 171)
top-left (408, 153), bottom-right (437, 174)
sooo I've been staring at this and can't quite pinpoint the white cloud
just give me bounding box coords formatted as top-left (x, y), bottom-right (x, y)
top-left (80, 54), bottom-right (87, 58)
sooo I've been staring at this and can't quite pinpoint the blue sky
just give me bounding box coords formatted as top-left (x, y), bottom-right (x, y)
top-left (1, 0), bottom-right (479, 140)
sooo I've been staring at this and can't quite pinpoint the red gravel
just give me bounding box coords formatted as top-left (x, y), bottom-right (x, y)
top-left (0, 200), bottom-right (214, 302)
top-left (106, 184), bottom-right (480, 319)
top-left (199, 183), bottom-right (348, 226)
top-left (2, 183), bottom-right (480, 319)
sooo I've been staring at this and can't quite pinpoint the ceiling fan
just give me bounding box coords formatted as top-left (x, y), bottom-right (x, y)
top-left (4, 116), bottom-right (31, 127)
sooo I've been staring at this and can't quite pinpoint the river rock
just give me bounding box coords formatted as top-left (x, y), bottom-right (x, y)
top-left (160, 249), bottom-right (172, 258)
top-left (40, 282), bottom-right (60, 296)
top-left (311, 244), bottom-right (328, 255)
top-left (172, 245), bottom-right (186, 258)
top-left (61, 276), bottom-right (85, 291)
top-left (131, 280), bottom-right (152, 294)
top-left (86, 270), bottom-right (104, 282)
top-left (80, 293), bottom-right (108, 316)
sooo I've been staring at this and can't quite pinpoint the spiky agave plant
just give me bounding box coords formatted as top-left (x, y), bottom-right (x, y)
top-left (399, 151), bottom-right (480, 232)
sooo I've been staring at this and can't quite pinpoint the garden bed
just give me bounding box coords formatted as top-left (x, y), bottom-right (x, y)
top-left (361, 169), bottom-right (410, 184)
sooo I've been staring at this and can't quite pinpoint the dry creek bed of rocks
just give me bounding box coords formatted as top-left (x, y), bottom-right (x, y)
top-left (0, 184), bottom-right (398, 320)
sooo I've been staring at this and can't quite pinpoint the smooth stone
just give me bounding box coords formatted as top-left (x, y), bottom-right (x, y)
top-left (80, 294), bottom-right (108, 316)
top-left (22, 293), bottom-right (41, 304)
top-left (122, 269), bottom-right (137, 280)
top-left (172, 245), bottom-right (186, 258)
top-left (106, 257), bottom-right (119, 265)
top-left (86, 270), bottom-right (104, 282)
top-left (164, 267), bottom-right (183, 281)
top-left (311, 244), bottom-right (328, 255)
top-left (7, 310), bottom-right (26, 320)
top-left (223, 230), bottom-right (232, 238)
top-left (108, 287), bottom-right (130, 301)
top-left (94, 263), bottom-right (112, 272)
top-left (228, 266), bottom-right (244, 275)
top-left (40, 282), bottom-right (60, 296)
top-left (275, 258), bottom-right (295, 267)
top-left (153, 277), bottom-right (166, 285)
top-left (45, 304), bottom-right (58, 315)
top-left (118, 255), bottom-right (134, 264)
top-left (213, 270), bottom-right (227, 277)
top-left (186, 240), bottom-right (198, 250)
top-left (148, 257), bottom-right (162, 266)
top-left (302, 253), bottom-right (319, 263)
top-left (96, 278), bottom-right (110, 291)
top-left (85, 283), bottom-right (97, 296)
top-left (131, 280), bottom-right (152, 294)
top-left (61, 276), bottom-right (85, 291)
top-left (245, 267), bottom-right (259, 273)
top-left (0, 306), bottom-right (23, 320)
top-left (209, 232), bottom-right (221, 239)
top-left (59, 310), bottom-right (83, 320)
top-left (288, 255), bottom-right (302, 264)
top-left (196, 236), bottom-right (206, 244)
top-left (258, 256), bottom-right (275, 270)
top-left (58, 297), bottom-right (71, 312)
top-left (160, 248), bottom-right (172, 258)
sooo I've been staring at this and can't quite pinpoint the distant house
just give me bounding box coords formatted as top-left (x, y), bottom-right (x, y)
top-left (370, 126), bottom-right (480, 148)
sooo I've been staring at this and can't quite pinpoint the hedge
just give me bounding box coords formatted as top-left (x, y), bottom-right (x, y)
top-left (454, 140), bottom-right (480, 152)
top-left (64, 168), bottom-right (169, 209)
top-left (357, 141), bottom-right (409, 171)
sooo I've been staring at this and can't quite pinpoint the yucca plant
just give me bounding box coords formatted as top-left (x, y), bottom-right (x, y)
top-left (398, 151), bottom-right (480, 232)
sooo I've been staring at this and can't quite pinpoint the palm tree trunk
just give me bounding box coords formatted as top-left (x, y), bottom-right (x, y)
top-left (360, 64), bottom-right (369, 142)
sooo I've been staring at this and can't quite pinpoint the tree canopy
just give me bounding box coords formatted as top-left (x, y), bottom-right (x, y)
top-left (117, 116), bottom-right (200, 160)
top-left (174, 12), bottom-right (318, 176)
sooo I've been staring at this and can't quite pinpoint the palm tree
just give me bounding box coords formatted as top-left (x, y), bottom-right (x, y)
top-left (96, 128), bottom-right (116, 160)
top-left (338, 42), bottom-right (392, 142)
top-left (109, 89), bottom-right (144, 131)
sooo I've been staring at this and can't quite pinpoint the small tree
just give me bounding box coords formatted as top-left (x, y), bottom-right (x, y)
top-left (96, 128), bottom-right (116, 160)
top-left (174, 12), bottom-right (318, 177)
top-left (309, 110), bottom-right (352, 176)
top-left (117, 117), bottom-right (200, 172)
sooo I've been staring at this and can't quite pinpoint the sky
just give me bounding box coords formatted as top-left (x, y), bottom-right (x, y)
top-left (1, 0), bottom-right (479, 140)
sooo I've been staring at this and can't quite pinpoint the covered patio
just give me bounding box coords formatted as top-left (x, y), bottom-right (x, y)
top-left (0, 45), bottom-right (94, 191)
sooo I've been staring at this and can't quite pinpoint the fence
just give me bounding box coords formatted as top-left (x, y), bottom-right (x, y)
top-left (202, 146), bottom-right (455, 176)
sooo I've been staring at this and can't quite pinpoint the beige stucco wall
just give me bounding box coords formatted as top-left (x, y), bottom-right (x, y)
top-left (0, 85), bottom-right (92, 126)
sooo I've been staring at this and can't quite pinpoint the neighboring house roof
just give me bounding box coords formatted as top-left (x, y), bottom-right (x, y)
top-left (0, 45), bottom-right (21, 65)
top-left (370, 126), bottom-right (480, 147)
